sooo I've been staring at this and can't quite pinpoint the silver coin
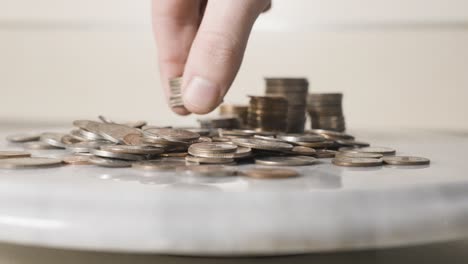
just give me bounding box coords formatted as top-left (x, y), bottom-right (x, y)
top-left (185, 155), bottom-right (234, 164)
top-left (100, 145), bottom-right (164, 155)
top-left (232, 138), bottom-right (293, 152)
top-left (40, 133), bottom-right (67, 148)
top-left (0, 157), bottom-right (63, 169)
top-left (6, 133), bottom-right (41, 143)
top-left (355, 147), bottom-right (396, 156)
top-left (98, 123), bottom-right (143, 144)
top-left (335, 139), bottom-right (370, 148)
top-left (23, 141), bottom-right (62, 150)
top-left (255, 156), bottom-right (318, 166)
top-left (144, 128), bottom-right (200, 142)
top-left (78, 128), bottom-right (104, 141)
top-left (90, 149), bottom-right (145, 161)
top-left (189, 142), bottom-right (238, 154)
top-left (132, 159), bottom-right (186, 171)
top-left (66, 141), bottom-right (111, 153)
top-left (89, 156), bottom-right (132, 168)
top-left (315, 149), bottom-right (337, 158)
top-left (218, 129), bottom-right (257, 137)
top-left (336, 152), bottom-right (383, 159)
top-left (188, 146), bottom-right (251, 159)
top-left (332, 157), bottom-right (383, 167)
top-left (0, 151), bottom-right (31, 159)
top-left (306, 129), bottom-right (354, 140)
top-left (277, 134), bottom-right (325, 143)
top-left (383, 156), bottom-right (430, 166)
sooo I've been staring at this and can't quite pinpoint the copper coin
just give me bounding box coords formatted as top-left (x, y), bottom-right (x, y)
top-left (63, 155), bottom-right (92, 165)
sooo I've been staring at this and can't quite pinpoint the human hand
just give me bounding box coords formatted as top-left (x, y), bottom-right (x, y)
top-left (152, 0), bottom-right (271, 115)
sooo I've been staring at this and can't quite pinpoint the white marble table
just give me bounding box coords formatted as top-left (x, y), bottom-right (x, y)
top-left (0, 125), bottom-right (467, 257)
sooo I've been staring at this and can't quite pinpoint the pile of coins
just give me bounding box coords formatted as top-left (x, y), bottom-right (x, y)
top-left (169, 77), bottom-right (183, 108)
top-left (1, 116), bottom-right (431, 178)
top-left (307, 93), bottom-right (346, 132)
top-left (219, 104), bottom-right (249, 128)
top-left (265, 78), bottom-right (309, 133)
top-left (247, 95), bottom-right (288, 132)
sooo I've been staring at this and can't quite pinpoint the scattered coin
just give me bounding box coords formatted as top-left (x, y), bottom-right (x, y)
top-left (40, 133), bottom-right (67, 148)
top-left (89, 156), bottom-right (132, 168)
top-left (100, 145), bottom-right (164, 155)
top-left (383, 156), bottom-right (430, 166)
top-left (90, 149), bottom-right (145, 161)
top-left (332, 157), bottom-right (383, 167)
top-left (244, 168), bottom-right (299, 179)
top-left (0, 151), bottom-right (31, 159)
top-left (289, 146), bottom-right (316, 156)
top-left (185, 155), bottom-right (235, 164)
top-left (6, 133), bottom-right (41, 143)
top-left (277, 134), bottom-right (325, 143)
top-left (98, 123), bottom-right (143, 144)
top-left (145, 128), bottom-right (200, 142)
top-left (232, 138), bottom-right (293, 152)
top-left (132, 159), bottom-right (186, 171)
top-left (189, 142), bottom-right (238, 154)
top-left (23, 141), bottom-right (62, 150)
top-left (314, 149), bottom-right (337, 158)
top-left (255, 156), bottom-right (318, 166)
top-left (353, 147), bottom-right (396, 156)
top-left (336, 152), bottom-right (383, 159)
top-left (63, 155), bottom-right (92, 165)
top-left (66, 141), bottom-right (110, 153)
top-left (0, 157), bottom-right (63, 169)
top-left (187, 165), bottom-right (238, 177)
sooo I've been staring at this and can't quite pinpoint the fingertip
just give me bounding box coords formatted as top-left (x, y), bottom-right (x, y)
top-left (171, 106), bottom-right (192, 116)
top-left (183, 76), bottom-right (222, 114)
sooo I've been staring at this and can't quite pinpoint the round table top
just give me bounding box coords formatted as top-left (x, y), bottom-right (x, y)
top-left (0, 124), bottom-right (467, 256)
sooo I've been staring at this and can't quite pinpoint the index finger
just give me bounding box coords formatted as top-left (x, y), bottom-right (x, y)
top-left (152, 0), bottom-right (203, 115)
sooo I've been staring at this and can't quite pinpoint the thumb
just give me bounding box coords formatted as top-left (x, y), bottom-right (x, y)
top-left (182, 0), bottom-right (270, 114)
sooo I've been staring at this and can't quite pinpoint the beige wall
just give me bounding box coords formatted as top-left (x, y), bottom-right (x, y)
top-left (1, 0), bottom-right (467, 131)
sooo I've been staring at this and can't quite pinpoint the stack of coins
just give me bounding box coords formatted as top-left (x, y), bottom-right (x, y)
top-left (219, 104), bottom-right (249, 127)
top-left (307, 93), bottom-right (346, 132)
top-left (265, 78), bottom-right (309, 133)
top-left (187, 142), bottom-right (251, 165)
top-left (247, 95), bottom-right (288, 132)
top-left (169, 77), bottom-right (183, 108)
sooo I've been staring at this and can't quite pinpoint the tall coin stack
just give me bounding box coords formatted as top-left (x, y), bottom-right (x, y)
top-left (169, 77), bottom-right (183, 108)
top-left (307, 93), bottom-right (346, 132)
top-left (247, 95), bottom-right (288, 132)
top-left (219, 104), bottom-right (249, 128)
top-left (265, 78), bottom-right (309, 133)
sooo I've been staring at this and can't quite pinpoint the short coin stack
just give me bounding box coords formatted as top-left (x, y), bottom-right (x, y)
top-left (219, 104), bottom-right (249, 128)
top-left (265, 78), bottom-right (309, 133)
top-left (187, 142), bottom-right (250, 165)
top-left (307, 93), bottom-right (346, 132)
top-left (169, 77), bottom-right (183, 108)
top-left (247, 95), bottom-right (288, 132)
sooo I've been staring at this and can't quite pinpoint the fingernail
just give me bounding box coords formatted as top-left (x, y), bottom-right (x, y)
top-left (183, 77), bottom-right (220, 113)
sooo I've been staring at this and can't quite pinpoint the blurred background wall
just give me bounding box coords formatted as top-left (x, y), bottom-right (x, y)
top-left (1, 0), bottom-right (467, 131)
